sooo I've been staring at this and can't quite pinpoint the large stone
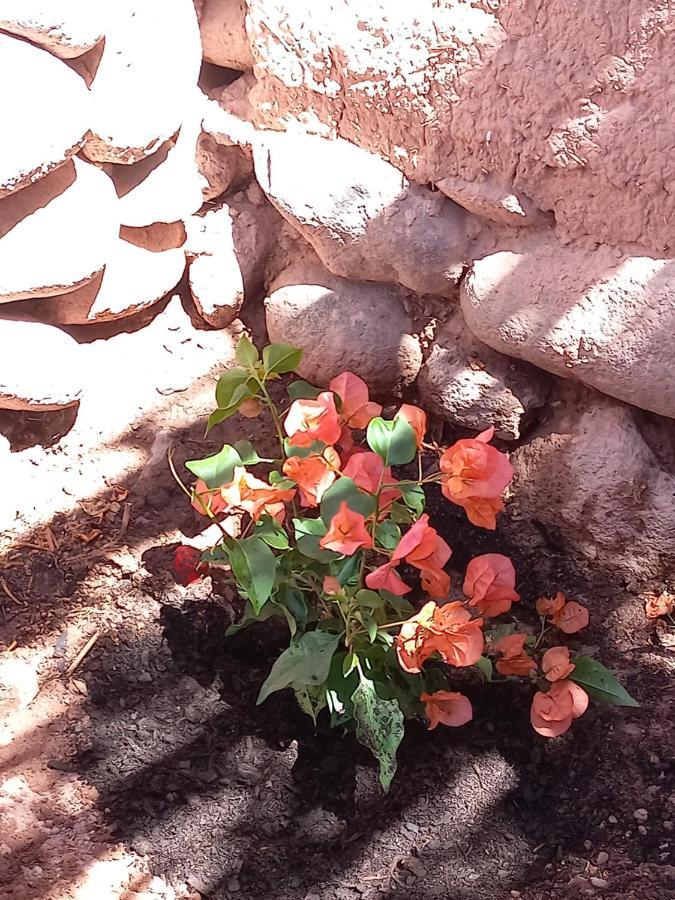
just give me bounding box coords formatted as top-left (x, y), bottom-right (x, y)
top-left (0, 2), bottom-right (104, 59)
top-left (436, 174), bottom-right (550, 228)
top-left (196, 133), bottom-right (252, 200)
top-left (196, 0), bottom-right (254, 70)
top-left (0, 319), bottom-right (82, 410)
top-left (460, 232), bottom-right (675, 419)
top-left (0, 34), bottom-right (90, 197)
top-left (254, 130), bottom-right (469, 297)
top-left (104, 114), bottom-right (206, 227)
top-left (265, 254), bottom-right (422, 394)
top-left (186, 183), bottom-right (280, 327)
top-left (4, 237), bottom-right (185, 326)
top-left (245, 0), bottom-right (673, 253)
top-left (83, 0), bottom-right (201, 164)
top-left (0, 157), bottom-right (118, 302)
top-left (201, 73), bottom-right (258, 148)
top-left (417, 309), bottom-right (550, 441)
top-left (511, 394), bottom-right (675, 580)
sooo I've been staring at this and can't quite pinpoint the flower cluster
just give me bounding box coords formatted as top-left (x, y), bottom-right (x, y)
top-left (175, 337), bottom-right (637, 790)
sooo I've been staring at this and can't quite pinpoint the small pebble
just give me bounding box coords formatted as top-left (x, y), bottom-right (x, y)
top-left (596, 851), bottom-right (609, 866)
top-left (226, 875), bottom-right (240, 893)
top-left (591, 877), bottom-right (609, 889)
top-left (633, 808), bottom-right (649, 823)
top-left (638, 825), bottom-right (648, 836)
top-left (608, 815), bottom-right (618, 824)
top-left (584, 839), bottom-right (593, 850)
top-left (138, 671), bottom-right (153, 684)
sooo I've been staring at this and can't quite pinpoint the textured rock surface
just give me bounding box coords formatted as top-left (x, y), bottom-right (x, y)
top-left (83, 0), bottom-right (201, 164)
top-left (0, 158), bottom-right (118, 302)
top-left (201, 73), bottom-right (258, 147)
top-left (417, 310), bottom-right (550, 441)
top-left (460, 232), bottom-right (675, 419)
top-left (0, 34), bottom-right (90, 197)
top-left (0, 2), bottom-right (104, 59)
top-left (436, 175), bottom-right (550, 228)
top-left (0, 318), bottom-right (82, 410)
top-left (511, 394), bottom-right (675, 579)
top-left (196, 133), bottom-right (252, 200)
top-left (5, 238), bottom-right (186, 326)
top-left (196, 0), bottom-right (253, 70)
top-left (265, 254), bottom-right (422, 393)
top-left (245, 0), bottom-right (673, 253)
top-left (120, 222), bottom-right (187, 252)
top-left (254, 131), bottom-right (469, 296)
top-left (186, 183), bottom-right (280, 327)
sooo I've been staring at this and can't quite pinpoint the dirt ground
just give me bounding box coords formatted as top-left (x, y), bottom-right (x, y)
top-left (1, 292), bottom-right (674, 900)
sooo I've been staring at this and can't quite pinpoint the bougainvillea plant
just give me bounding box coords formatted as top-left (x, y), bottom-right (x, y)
top-left (174, 337), bottom-right (637, 790)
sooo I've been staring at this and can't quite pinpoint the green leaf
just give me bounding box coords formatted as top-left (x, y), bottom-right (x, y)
top-left (475, 656), bottom-right (493, 682)
top-left (320, 477), bottom-right (376, 525)
top-left (343, 651), bottom-right (358, 677)
top-left (375, 520), bottom-right (401, 550)
top-left (215, 368), bottom-right (249, 408)
top-left (366, 417), bottom-right (417, 466)
top-left (207, 383), bottom-right (255, 432)
top-left (268, 471), bottom-right (296, 489)
top-left (226, 599), bottom-right (280, 636)
top-left (356, 589), bottom-right (386, 610)
top-left (276, 586), bottom-right (308, 636)
top-left (263, 343), bottom-right (302, 375)
top-left (288, 379), bottom-right (322, 401)
top-left (570, 657), bottom-right (639, 707)
top-left (233, 440), bottom-right (262, 465)
top-left (255, 516), bottom-right (290, 549)
top-left (390, 501), bottom-right (414, 525)
top-left (257, 631), bottom-right (340, 704)
top-left (235, 335), bottom-right (259, 367)
top-left (382, 591), bottom-right (415, 619)
top-left (332, 553), bottom-right (361, 587)
top-left (399, 483), bottom-right (425, 516)
top-left (226, 536), bottom-right (277, 613)
top-left (362, 612), bottom-right (378, 643)
top-left (185, 444), bottom-right (242, 489)
top-left (352, 677), bottom-right (405, 791)
top-left (293, 683), bottom-right (327, 724)
top-left (293, 517), bottom-right (338, 562)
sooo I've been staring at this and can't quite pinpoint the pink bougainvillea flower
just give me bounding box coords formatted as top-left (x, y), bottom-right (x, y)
top-left (645, 591), bottom-right (675, 619)
top-left (420, 566), bottom-right (451, 600)
top-left (329, 371), bottom-right (382, 429)
top-left (393, 513), bottom-right (451, 571)
top-left (365, 562), bottom-right (412, 596)
top-left (530, 679), bottom-right (588, 738)
top-left (283, 447), bottom-right (340, 507)
top-left (463, 553), bottom-right (520, 617)
top-left (454, 495), bottom-right (504, 530)
top-left (342, 451), bottom-right (401, 512)
top-left (220, 466), bottom-right (296, 523)
top-left (396, 600), bottom-right (484, 673)
top-left (439, 428), bottom-right (513, 528)
top-left (284, 392), bottom-right (342, 448)
top-left (174, 545), bottom-right (207, 586)
top-left (421, 691), bottom-right (473, 730)
top-left (536, 591), bottom-right (566, 618)
top-left (322, 575), bottom-right (342, 596)
top-left (320, 501), bottom-right (373, 555)
top-left (494, 634), bottom-right (536, 676)
top-left (542, 646), bottom-right (576, 682)
top-left (191, 478), bottom-right (228, 517)
top-left (395, 404), bottom-right (427, 449)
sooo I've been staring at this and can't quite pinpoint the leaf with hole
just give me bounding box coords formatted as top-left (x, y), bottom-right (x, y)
top-left (352, 676), bottom-right (404, 791)
top-left (570, 656), bottom-right (639, 707)
top-left (257, 630), bottom-right (340, 704)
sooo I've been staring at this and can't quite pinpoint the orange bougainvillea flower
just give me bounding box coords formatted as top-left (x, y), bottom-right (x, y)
top-left (320, 501), bottom-right (373, 556)
top-left (494, 634), bottom-right (536, 676)
top-left (645, 591), bottom-right (674, 620)
top-left (329, 371), bottom-right (382, 429)
top-left (553, 601), bottom-right (589, 634)
top-left (396, 404), bottom-right (427, 449)
top-left (439, 427), bottom-right (513, 502)
top-left (530, 679), bottom-right (588, 738)
top-left (283, 447), bottom-right (340, 507)
top-left (463, 554), bottom-right (520, 617)
top-left (542, 646), bottom-right (575, 682)
top-left (396, 600), bottom-right (484, 673)
top-left (421, 691), bottom-right (473, 730)
top-left (322, 575), bottom-right (342, 596)
top-left (342, 451), bottom-right (401, 512)
top-left (536, 591), bottom-right (566, 618)
top-left (192, 478), bottom-right (228, 517)
top-left (284, 392), bottom-right (342, 448)
top-left (454, 495), bottom-right (504, 530)
top-left (366, 562), bottom-right (412, 595)
top-left (420, 566), bottom-right (451, 600)
top-left (220, 466), bottom-right (296, 523)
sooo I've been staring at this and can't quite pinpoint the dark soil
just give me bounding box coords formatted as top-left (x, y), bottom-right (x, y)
top-left (1, 303), bottom-right (673, 899)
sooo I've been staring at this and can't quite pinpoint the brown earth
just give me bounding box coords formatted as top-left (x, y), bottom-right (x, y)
top-left (0, 293), bottom-right (674, 900)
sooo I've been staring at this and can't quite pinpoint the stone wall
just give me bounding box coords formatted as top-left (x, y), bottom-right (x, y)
top-left (1, 0), bottom-right (674, 582)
